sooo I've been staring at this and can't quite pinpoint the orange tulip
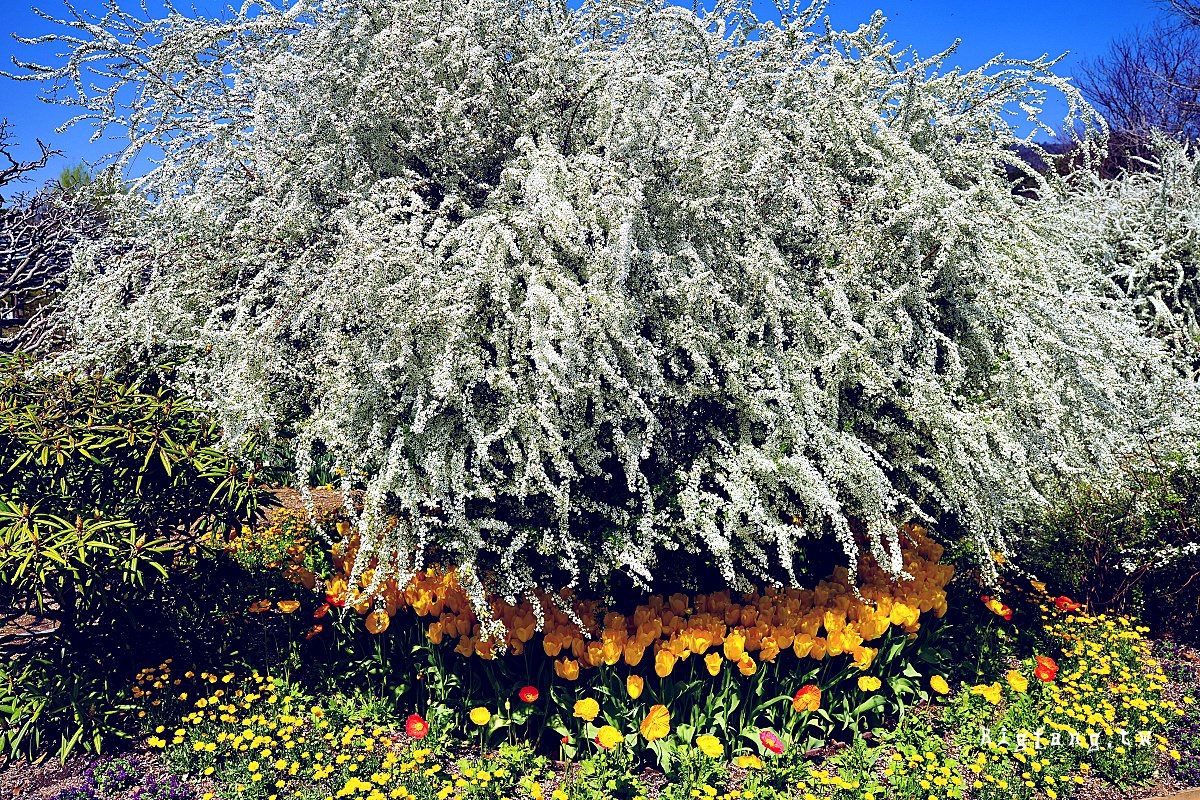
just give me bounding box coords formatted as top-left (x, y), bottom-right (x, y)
top-left (365, 610), bottom-right (390, 634)
top-left (555, 658), bottom-right (580, 681)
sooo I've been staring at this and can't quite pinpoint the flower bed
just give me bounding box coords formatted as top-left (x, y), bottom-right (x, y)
top-left (114, 522), bottom-right (1199, 800)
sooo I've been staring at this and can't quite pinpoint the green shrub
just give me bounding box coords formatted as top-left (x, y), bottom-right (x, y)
top-left (0, 354), bottom-right (275, 760)
top-left (1015, 451), bottom-right (1200, 645)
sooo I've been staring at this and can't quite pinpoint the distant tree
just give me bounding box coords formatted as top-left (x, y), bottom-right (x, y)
top-left (0, 118), bottom-right (55, 201)
top-left (0, 123), bottom-right (104, 354)
top-left (58, 163), bottom-right (93, 195)
top-left (1076, 19), bottom-right (1200, 171)
top-left (1162, 0), bottom-right (1200, 27)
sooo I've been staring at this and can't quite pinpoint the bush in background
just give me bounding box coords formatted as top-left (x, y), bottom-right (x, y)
top-left (1014, 450), bottom-right (1200, 645)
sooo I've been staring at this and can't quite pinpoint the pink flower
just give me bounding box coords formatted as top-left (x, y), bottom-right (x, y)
top-left (759, 729), bottom-right (785, 755)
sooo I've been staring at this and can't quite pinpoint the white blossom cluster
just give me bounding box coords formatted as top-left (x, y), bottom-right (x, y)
top-left (23, 0), bottom-right (1198, 611)
top-left (1064, 137), bottom-right (1200, 383)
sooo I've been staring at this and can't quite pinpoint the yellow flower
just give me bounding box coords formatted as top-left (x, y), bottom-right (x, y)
top-left (723, 631), bottom-right (747, 662)
top-left (695, 735), bottom-right (723, 758)
top-left (595, 725), bottom-right (623, 750)
top-left (970, 682), bottom-right (1002, 705)
top-left (704, 652), bottom-right (722, 676)
top-left (554, 658), bottom-right (580, 681)
top-left (655, 649), bottom-right (677, 678)
top-left (365, 610), bottom-right (390, 635)
top-left (735, 754), bottom-right (763, 770)
top-left (276, 600), bottom-right (301, 614)
top-left (573, 698), bottom-right (600, 722)
top-left (1006, 670), bottom-right (1028, 694)
top-left (857, 676), bottom-right (882, 692)
top-left (639, 705), bottom-right (670, 741)
top-left (626, 675), bottom-right (644, 700)
top-left (469, 707), bottom-right (491, 726)
top-left (930, 675), bottom-right (950, 695)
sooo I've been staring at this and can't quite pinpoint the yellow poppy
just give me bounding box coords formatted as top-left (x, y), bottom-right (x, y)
top-left (857, 676), bottom-right (882, 692)
top-left (573, 698), bottom-right (600, 722)
top-left (930, 675), bottom-right (950, 695)
top-left (595, 725), bottom-right (623, 750)
top-left (735, 754), bottom-right (763, 770)
top-left (469, 707), bottom-right (491, 726)
top-left (276, 600), bottom-right (300, 614)
top-left (970, 682), bottom-right (1002, 705)
top-left (1006, 670), bottom-right (1028, 694)
top-left (639, 705), bottom-right (670, 741)
top-left (695, 735), bottom-right (722, 758)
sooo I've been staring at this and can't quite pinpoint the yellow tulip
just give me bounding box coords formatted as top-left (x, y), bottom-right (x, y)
top-left (626, 674), bottom-right (644, 700)
top-left (792, 633), bottom-right (814, 658)
top-left (704, 652), bottom-right (722, 676)
top-left (723, 630), bottom-right (746, 662)
top-left (810, 636), bottom-right (827, 660)
top-left (365, 610), bottom-right (390, 635)
top-left (851, 646), bottom-right (877, 670)
top-left (736, 654), bottom-right (757, 676)
top-left (654, 649), bottom-right (677, 678)
top-left (554, 658), bottom-right (580, 681)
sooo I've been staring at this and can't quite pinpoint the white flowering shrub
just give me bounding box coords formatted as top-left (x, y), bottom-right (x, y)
top-left (18, 0), bottom-right (1197, 613)
top-left (1066, 137), bottom-right (1200, 383)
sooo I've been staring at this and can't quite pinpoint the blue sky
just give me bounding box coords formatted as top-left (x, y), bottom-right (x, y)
top-left (0, 0), bottom-right (1166, 188)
